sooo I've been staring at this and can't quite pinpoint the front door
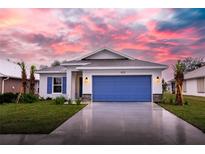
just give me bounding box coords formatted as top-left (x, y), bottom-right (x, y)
top-left (79, 77), bottom-right (83, 97)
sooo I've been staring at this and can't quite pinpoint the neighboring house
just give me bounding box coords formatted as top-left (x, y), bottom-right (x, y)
top-left (0, 59), bottom-right (39, 94)
top-left (183, 66), bottom-right (205, 97)
top-left (167, 79), bottom-right (175, 94)
top-left (36, 48), bottom-right (167, 102)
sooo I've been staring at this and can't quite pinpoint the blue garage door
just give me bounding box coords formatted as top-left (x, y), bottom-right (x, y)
top-left (92, 75), bottom-right (152, 102)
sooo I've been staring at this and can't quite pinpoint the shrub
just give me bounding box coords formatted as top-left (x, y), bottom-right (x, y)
top-left (76, 98), bottom-right (81, 105)
top-left (68, 99), bottom-right (72, 105)
top-left (46, 97), bottom-right (52, 100)
top-left (160, 98), bottom-right (165, 104)
top-left (184, 100), bottom-right (189, 105)
top-left (0, 93), bottom-right (18, 104)
top-left (39, 97), bottom-right (45, 101)
top-left (169, 97), bottom-right (174, 104)
top-left (0, 95), bottom-right (3, 104)
top-left (161, 92), bottom-right (175, 104)
top-left (54, 96), bottom-right (65, 105)
top-left (20, 93), bottom-right (39, 103)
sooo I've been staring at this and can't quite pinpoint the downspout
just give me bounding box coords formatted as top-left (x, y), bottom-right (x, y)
top-left (2, 76), bottom-right (9, 94)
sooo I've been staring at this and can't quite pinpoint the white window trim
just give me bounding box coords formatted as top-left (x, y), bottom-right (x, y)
top-left (52, 77), bottom-right (63, 94)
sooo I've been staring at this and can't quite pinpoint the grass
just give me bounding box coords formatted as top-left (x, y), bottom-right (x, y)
top-left (159, 94), bottom-right (205, 132)
top-left (0, 101), bottom-right (86, 134)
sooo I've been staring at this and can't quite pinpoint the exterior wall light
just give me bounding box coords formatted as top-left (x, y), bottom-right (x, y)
top-left (84, 77), bottom-right (89, 83)
top-left (155, 76), bottom-right (160, 84)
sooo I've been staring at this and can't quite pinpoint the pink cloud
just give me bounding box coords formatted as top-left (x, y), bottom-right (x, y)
top-left (51, 42), bottom-right (85, 55)
top-left (0, 8), bottom-right (204, 70)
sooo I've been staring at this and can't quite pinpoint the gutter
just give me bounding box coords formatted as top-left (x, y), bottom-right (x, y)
top-left (35, 71), bottom-right (66, 74)
top-left (76, 66), bottom-right (168, 70)
top-left (61, 62), bottom-right (90, 66)
top-left (2, 76), bottom-right (9, 94)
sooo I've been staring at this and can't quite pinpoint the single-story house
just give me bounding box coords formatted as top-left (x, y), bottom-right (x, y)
top-left (36, 48), bottom-right (167, 102)
top-left (0, 59), bottom-right (39, 94)
top-left (183, 66), bottom-right (205, 97)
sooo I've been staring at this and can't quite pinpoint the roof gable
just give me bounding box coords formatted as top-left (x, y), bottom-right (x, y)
top-left (79, 48), bottom-right (135, 60)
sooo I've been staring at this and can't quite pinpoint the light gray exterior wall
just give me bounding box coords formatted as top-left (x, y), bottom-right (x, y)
top-left (39, 73), bottom-right (67, 99)
top-left (183, 78), bottom-right (205, 97)
top-left (38, 69), bottom-right (163, 101)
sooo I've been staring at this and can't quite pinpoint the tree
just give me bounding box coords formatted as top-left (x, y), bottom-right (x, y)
top-left (51, 60), bottom-right (60, 67)
top-left (29, 65), bottom-right (36, 94)
top-left (173, 60), bottom-right (185, 105)
top-left (162, 78), bottom-right (168, 93)
top-left (181, 57), bottom-right (205, 72)
top-left (18, 62), bottom-right (27, 94)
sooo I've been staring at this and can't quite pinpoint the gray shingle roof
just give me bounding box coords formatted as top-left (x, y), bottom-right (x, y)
top-left (36, 65), bottom-right (66, 73)
top-left (37, 59), bottom-right (167, 73)
top-left (62, 59), bottom-right (167, 68)
top-left (0, 59), bottom-right (39, 79)
top-left (184, 66), bottom-right (205, 79)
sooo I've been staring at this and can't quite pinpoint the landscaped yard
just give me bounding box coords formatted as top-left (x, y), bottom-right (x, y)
top-left (0, 101), bottom-right (86, 134)
top-left (160, 94), bottom-right (205, 132)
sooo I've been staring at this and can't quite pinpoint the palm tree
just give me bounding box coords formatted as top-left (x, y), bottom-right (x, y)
top-left (29, 65), bottom-right (36, 94)
top-left (18, 62), bottom-right (27, 94)
top-left (173, 60), bottom-right (185, 105)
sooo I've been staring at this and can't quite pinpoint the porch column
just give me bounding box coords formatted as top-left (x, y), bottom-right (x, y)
top-left (66, 69), bottom-right (72, 99)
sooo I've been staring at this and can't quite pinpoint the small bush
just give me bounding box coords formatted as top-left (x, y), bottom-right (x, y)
top-left (184, 100), bottom-right (189, 105)
top-left (0, 93), bottom-right (18, 104)
top-left (75, 98), bottom-right (81, 105)
top-left (46, 97), bottom-right (52, 100)
top-left (161, 92), bottom-right (176, 104)
top-left (54, 96), bottom-right (65, 105)
top-left (68, 99), bottom-right (72, 105)
top-left (20, 93), bottom-right (39, 103)
top-left (160, 98), bottom-right (166, 104)
top-left (39, 97), bottom-right (45, 101)
top-left (169, 97), bottom-right (174, 104)
top-left (0, 95), bottom-right (3, 104)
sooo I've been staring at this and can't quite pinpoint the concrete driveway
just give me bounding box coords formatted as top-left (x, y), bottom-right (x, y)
top-left (1, 102), bottom-right (205, 144)
top-left (41, 103), bottom-right (205, 144)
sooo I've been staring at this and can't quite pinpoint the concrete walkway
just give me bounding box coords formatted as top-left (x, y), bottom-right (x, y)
top-left (0, 103), bottom-right (205, 144)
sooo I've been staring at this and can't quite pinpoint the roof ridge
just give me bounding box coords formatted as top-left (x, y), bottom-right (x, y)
top-left (76, 48), bottom-right (135, 60)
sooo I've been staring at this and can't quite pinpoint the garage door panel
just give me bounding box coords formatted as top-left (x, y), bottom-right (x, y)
top-left (92, 76), bottom-right (152, 102)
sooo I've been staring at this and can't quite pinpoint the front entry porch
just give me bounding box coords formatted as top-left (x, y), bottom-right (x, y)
top-left (70, 71), bottom-right (82, 100)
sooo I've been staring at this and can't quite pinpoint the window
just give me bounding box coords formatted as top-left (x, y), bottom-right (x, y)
top-left (183, 80), bottom-right (187, 93)
top-left (53, 77), bottom-right (62, 93)
top-left (197, 78), bottom-right (205, 93)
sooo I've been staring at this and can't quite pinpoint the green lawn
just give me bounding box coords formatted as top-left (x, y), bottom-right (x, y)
top-left (0, 101), bottom-right (86, 134)
top-left (159, 94), bottom-right (205, 132)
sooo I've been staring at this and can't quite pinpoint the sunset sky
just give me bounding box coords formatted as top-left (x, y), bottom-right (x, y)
top-left (0, 8), bottom-right (205, 80)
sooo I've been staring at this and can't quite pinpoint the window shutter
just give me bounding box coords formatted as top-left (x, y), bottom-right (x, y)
top-left (197, 78), bottom-right (205, 93)
top-left (63, 77), bottom-right (67, 94)
top-left (47, 77), bottom-right (52, 94)
top-left (183, 80), bottom-right (187, 92)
